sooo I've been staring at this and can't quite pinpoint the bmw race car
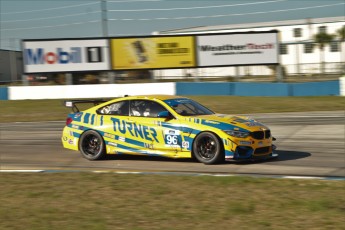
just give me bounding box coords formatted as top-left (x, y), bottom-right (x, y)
top-left (62, 95), bottom-right (277, 164)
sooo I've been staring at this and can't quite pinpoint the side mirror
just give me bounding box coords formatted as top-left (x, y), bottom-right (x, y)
top-left (157, 111), bottom-right (171, 118)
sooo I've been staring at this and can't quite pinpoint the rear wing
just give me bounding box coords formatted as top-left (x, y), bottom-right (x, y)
top-left (63, 99), bottom-right (109, 113)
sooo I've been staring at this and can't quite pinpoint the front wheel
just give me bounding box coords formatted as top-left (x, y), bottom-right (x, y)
top-left (79, 130), bottom-right (105, 160)
top-left (193, 132), bottom-right (224, 164)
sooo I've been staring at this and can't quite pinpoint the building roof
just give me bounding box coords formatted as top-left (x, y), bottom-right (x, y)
top-left (157, 16), bottom-right (345, 34)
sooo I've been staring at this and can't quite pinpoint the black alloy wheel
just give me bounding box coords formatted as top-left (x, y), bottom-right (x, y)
top-left (79, 130), bottom-right (105, 160)
top-left (193, 132), bottom-right (224, 164)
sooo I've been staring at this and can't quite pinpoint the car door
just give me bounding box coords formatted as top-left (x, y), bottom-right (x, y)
top-left (96, 99), bottom-right (132, 154)
top-left (128, 99), bottom-right (183, 155)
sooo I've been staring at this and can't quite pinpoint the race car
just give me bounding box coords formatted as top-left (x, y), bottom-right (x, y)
top-left (62, 95), bottom-right (277, 164)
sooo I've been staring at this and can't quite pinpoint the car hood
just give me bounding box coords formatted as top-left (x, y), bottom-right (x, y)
top-left (189, 114), bottom-right (269, 132)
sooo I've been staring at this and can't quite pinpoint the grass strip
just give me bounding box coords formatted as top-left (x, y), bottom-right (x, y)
top-left (1, 173), bottom-right (344, 230)
top-left (1, 96), bottom-right (344, 122)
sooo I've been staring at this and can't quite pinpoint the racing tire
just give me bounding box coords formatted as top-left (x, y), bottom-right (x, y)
top-left (193, 132), bottom-right (224, 164)
top-left (79, 130), bottom-right (105, 160)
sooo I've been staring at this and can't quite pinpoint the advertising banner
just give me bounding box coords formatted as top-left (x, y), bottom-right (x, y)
top-left (111, 36), bottom-right (195, 70)
top-left (23, 39), bottom-right (110, 73)
top-left (197, 32), bottom-right (278, 67)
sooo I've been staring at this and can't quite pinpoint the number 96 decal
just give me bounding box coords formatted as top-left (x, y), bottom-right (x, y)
top-left (164, 130), bottom-right (181, 146)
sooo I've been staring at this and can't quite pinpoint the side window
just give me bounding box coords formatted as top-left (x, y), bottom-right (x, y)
top-left (293, 28), bottom-right (302, 38)
top-left (304, 43), bottom-right (314, 54)
top-left (130, 100), bottom-right (167, 117)
top-left (97, 100), bottom-right (129, 116)
top-left (279, 44), bottom-right (288, 55)
top-left (330, 41), bottom-right (340, 52)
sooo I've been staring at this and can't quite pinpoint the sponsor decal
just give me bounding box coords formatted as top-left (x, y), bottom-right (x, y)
top-left (199, 43), bottom-right (275, 54)
top-left (204, 120), bottom-right (220, 125)
top-left (144, 143), bottom-right (154, 149)
top-left (111, 117), bottom-right (158, 142)
top-left (182, 141), bottom-right (189, 149)
top-left (63, 136), bottom-right (68, 141)
top-left (71, 124), bottom-right (79, 129)
top-left (108, 142), bottom-right (117, 147)
top-left (197, 33), bottom-right (278, 66)
top-left (24, 47), bottom-right (82, 65)
top-left (68, 139), bottom-right (74, 145)
top-left (118, 136), bottom-right (126, 142)
top-left (25, 47), bottom-right (104, 65)
top-left (111, 36), bottom-right (195, 69)
top-left (23, 39), bottom-right (110, 73)
top-left (167, 129), bottom-right (179, 135)
top-left (104, 133), bottom-right (116, 139)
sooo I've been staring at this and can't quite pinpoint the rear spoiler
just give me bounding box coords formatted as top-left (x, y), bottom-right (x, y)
top-left (63, 99), bottom-right (109, 113)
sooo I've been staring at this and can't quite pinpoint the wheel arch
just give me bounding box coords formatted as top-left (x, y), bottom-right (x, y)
top-left (78, 129), bottom-right (107, 160)
top-left (191, 130), bottom-right (225, 159)
top-left (78, 129), bottom-right (105, 152)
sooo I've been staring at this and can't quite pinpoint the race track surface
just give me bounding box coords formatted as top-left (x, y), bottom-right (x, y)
top-left (1, 111), bottom-right (344, 177)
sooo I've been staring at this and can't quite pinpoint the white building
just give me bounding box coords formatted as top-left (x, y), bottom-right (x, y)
top-left (154, 16), bottom-right (345, 78)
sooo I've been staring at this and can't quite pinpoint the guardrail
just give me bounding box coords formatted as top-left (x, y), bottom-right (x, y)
top-left (0, 80), bottom-right (343, 100)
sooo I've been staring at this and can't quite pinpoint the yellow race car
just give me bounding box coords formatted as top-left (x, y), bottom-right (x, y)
top-left (62, 95), bottom-right (277, 164)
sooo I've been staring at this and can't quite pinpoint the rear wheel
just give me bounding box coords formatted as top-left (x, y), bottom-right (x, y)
top-left (79, 130), bottom-right (105, 160)
top-left (193, 132), bottom-right (224, 164)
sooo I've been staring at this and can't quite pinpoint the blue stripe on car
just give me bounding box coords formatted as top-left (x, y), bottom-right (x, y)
top-left (91, 114), bottom-right (95, 125)
top-left (83, 113), bottom-right (90, 124)
top-left (201, 119), bottom-right (249, 132)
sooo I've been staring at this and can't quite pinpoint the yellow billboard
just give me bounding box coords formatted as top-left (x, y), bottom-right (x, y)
top-left (110, 36), bottom-right (195, 70)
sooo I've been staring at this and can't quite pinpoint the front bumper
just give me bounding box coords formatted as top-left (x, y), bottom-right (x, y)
top-left (224, 137), bottom-right (278, 161)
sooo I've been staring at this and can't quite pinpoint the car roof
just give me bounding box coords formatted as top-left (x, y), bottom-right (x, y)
top-left (118, 95), bottom-right (186, 101)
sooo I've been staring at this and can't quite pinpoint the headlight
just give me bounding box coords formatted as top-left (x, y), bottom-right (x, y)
top-left (224, 130), bottom-right (249, 138)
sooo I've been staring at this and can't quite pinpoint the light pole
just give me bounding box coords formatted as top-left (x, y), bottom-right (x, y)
top-left (9, 38), bottom-right (18, 83)
top-left (100, 0), bottom-right (114, 83)
top-left (101, 0), bottom-right (108, 37)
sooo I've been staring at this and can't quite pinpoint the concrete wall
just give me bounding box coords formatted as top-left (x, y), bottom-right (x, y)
top-left (176, 81), bottom-right (340, 96)
top-left (0, 80), bottom-right (342, 100)
top-left (7, 83), bottom-right (176, 100)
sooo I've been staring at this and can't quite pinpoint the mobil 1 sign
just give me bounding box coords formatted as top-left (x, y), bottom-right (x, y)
top-left (196, 32), bottom-right (279, 67)
top-left (23, 39), bottom-right (110, 73)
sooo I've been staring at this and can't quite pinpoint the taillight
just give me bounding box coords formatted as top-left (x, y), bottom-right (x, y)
top-left (66, 117), bottom-right (73, 126)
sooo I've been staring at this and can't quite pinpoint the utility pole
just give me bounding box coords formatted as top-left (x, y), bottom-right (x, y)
top-left (9, 38), bottom-right (18, 84)
top-left (101, 0), bottom-right (108, 37)
top-left (101, 0), bottom-right (114, 83)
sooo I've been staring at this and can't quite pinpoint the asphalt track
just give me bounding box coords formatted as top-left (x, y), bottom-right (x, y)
top-left (0, 111), bottom-right (344, 178)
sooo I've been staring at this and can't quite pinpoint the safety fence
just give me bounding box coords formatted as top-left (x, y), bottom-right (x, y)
top-left (0, 79), bottom-right (344, 100)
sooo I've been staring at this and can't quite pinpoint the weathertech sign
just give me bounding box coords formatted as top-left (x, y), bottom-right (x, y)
top-left (197, 32), bottom-right (278, 66)
top-left (23, 39), bottom-right (110, 73)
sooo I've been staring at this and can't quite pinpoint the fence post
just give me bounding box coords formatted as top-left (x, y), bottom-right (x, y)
top-left (65, 73), bottom-right (72, 85)
top-left (276, 65), bottom-right (283, 82)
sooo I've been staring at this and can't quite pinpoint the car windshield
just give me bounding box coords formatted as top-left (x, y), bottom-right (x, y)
top-left (164, 98), bottom-right (214, 116)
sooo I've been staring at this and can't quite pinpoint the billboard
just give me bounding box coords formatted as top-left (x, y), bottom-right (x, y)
top-left (21, 32), bottom-right (279, 74)
top-left (197, 32), bottom-right (278, 67)
top-left (23, 39), bottom-right (110, 73)
top-left (110, 36), bottom-right (196, 70)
